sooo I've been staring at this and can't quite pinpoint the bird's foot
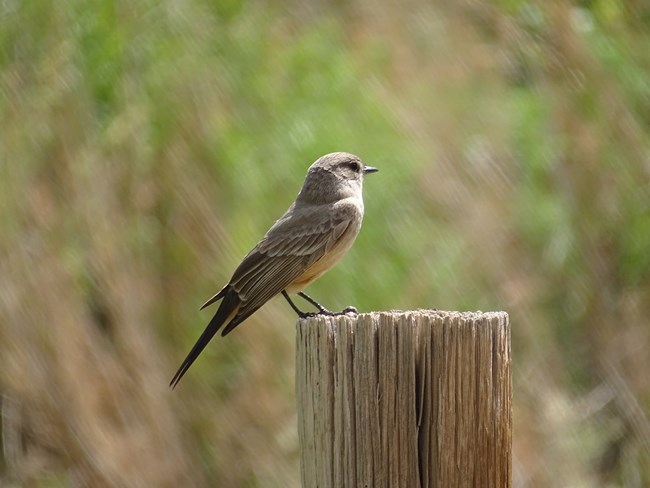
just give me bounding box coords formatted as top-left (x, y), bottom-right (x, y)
top-left (315, 305), bottom-right (358, 317)
top-left (297, 311), bottom-right (319, 319)
top-left (289, 292), bottom-right (358, 318)
top-left (340, 306), bottom-right (358, 315)
top-left (313, 305), bottom-right (335, 316)
top-left (298, 306), bottom-right (357, 318)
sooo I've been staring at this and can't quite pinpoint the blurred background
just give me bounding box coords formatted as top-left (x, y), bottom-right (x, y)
top-left (2, 0), bottom-right (649, 486)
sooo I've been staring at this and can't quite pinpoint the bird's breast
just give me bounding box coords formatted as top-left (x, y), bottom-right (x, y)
top-left (286, 217), bottom-right (362, 292)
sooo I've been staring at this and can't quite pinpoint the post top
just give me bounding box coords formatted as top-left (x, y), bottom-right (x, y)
top-left (298, 309), bottom-right (509, 323)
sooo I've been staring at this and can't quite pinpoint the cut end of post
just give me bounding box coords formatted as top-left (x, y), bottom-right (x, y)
top-left (297, 309), bottom-right (508, 325)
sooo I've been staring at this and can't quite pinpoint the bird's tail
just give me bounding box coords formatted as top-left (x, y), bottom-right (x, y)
top-left (200, 285), bottom-right (228, 310)
top-left (170, 290), bottom-right (241, 389)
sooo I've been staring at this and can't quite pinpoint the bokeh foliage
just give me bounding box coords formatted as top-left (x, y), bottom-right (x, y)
top-left (2, 0), bottom-right (649, 486)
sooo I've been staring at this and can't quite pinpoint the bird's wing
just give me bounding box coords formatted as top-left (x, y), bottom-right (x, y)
top-left (221, 204), bottom-right (355, 334)
top-left (170, 202), bottom-right (358, 387)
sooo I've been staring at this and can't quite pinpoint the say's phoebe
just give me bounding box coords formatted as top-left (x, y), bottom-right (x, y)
top-left (170, 152), bottom-right (378, 387)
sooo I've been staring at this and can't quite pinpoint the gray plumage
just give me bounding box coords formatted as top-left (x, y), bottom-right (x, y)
top-left (170, 152), bottom-right (378, 388)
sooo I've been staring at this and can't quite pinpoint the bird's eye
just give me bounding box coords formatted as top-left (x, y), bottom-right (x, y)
top-left (347, 161), bottom-right (360, 172)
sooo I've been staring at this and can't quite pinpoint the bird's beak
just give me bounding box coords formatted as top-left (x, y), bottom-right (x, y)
top-left (363, 165), bottom-right (379, 175)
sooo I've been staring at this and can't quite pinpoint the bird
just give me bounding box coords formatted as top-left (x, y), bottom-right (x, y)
top-left (170, 152), bottom-right (378, 388)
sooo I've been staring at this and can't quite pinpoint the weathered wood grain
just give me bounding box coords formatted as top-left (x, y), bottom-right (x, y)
top-left (296, 310), bottom-right (511, 488)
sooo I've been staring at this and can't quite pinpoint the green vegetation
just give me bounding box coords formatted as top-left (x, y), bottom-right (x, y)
top-left (2, 1), bottom-right (649, 486)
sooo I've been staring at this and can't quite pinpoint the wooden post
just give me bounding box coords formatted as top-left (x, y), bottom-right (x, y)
top-left (296, 310), bottom-right (511, 488)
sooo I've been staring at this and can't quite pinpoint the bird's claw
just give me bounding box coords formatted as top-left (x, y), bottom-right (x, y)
top-left (299, 306), bottom-right (358, 318)
top-left (298, 312), bottom-right (319, 319)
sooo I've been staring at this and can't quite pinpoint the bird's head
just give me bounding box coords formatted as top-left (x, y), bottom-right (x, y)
top-left (297, 152), bottom-right (378, 204)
